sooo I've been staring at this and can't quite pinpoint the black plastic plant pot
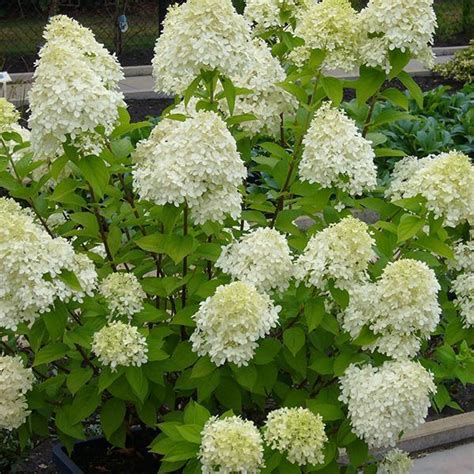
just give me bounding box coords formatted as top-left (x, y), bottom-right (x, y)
top-left (52, 435), bottom-right (111, 474)
top-left (52, 428), bottom-right (160, 473)
top-left (52, 440), bottom-right (89, 474)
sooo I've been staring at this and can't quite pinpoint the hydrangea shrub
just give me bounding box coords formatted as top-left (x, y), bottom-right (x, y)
top-left (0, 3), bottom-right (473, 473)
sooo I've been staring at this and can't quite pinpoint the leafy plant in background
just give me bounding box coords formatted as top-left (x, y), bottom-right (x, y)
top-left (0, 1), bottom-right (473, 474)
top-left (367, 84), bottom-right (473, 171)
top-left (435, 40), bottom-right (474, 83)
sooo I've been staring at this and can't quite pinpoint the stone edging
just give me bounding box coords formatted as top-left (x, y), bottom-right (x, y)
top-left (398, 412), bottom-right (474, 453)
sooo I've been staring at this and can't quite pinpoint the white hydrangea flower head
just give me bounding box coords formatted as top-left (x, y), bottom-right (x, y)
top-left (0, 99), bottom-right (32, 167)
top-left (264, 407), bottom-right (328, 466)
top-left (360, 0), bottom-right (436, 71)
top-left (219, 38), bottom-right (297, 137)
top-left (199, 416), bottom-right (265, 474)
top-left (377, 449), bottom-right (413, 474)
top-left (386, 152), bottom-right (474, 228)
top-left (99, 272), bottom-right (146, 319)
top-left (245, 0), bottom-right (297, 31)
top-left (216, 228), bottom-right (294, 293)
top-left (28, 16), bottom-right (124, 160)
top-left (152, 0), bottom-right (253, 95)
top-left (291, 0), bottom-right (363, 71)
top-left (0, 98), bottom-right (20, 129)
top-left (43, 15), bottom-right (123, 89)
top-left (299, 102), bottom-right (377, 196)
top-left (0, 197), bottom-right (97, 330)
top-left (295, 216), bottom-right (376, 291)
top-left (190, 281), bottom-right (280, 366)
top-left (339, 360), bottom-right (436, 448)
top-left (449, 240), bottom-right (474, 273)
top-left (343, 259), bottom-right (441, 359)
top-left (0, 355), bottom-right (34, 430)
top-left (91, 321), bottom-right (148, 371)
top-left (453, 273), bottom-right (474, 328)
top-left (133, 110), bottom-right (246, 224)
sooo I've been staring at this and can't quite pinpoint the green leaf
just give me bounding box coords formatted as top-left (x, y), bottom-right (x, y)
top-left (221, 76), bottom-right (236, 115)
top-left (283, 327), bottom-right (305, 357)
top-left (136, 234), bottom-right (194, 264)
top-left (67, 368), bottom-right (93, 395)
top-left (397, 214), bottom-right (425, 242)
top-left (388, 48), bottom-right (411, 79)
top-left (107, 226), bottom-right (122, 257)
top-left (125, 366), bottom-right (149, 403)
top-left (253, 339), bottom-right (281, 365)
top-left (176, 425), bottom-right (202, 444)
top-left (70, 385), bottom-right (101, 425)
top-left (34, 343), bottom-right (69, 366)
top-left (110, 137), bottom-right (134, 159)
top-left (101, 398), bottom-right (126, 440)
top-left (371, 110), bottom-right (414, 129)
top-left (76, 155), bottom-right (109, 200)
top-left (58, 269), bottom-right (82, 292)
top-left (136, 400), bottom-right (157, 427)
top-left (232, 364), bottom-right (258, 390)
top-left (306, 400), bottom-right (344, 421)
top-left (375, 148), bottom-right (406, 158)
top-left (191, 356), bottom-right (216, 378)
top-left (305, 298), bottom-right (326, 332)
top-left (414, 236), bottom-right (454, 259)
top-left (356, 66), bottom-right (386, 105)
top-left (162, 442), bottom-right (199, 463)
top-left (381, 88), bottom-right (409, 110)
top-left (260, 142), bottom-right (292, 160)
top-left (55, 407), bottom-right (86, 440)
top-left (279, 82), bottom-right (308, 104)
top-left (43, 304), bottom-right (69, 341)
top-left (321, 77), bottom-right (343, 106)
top-left (309, 48), bottom-right (327, 70)
top-left (183, 401), bottom-right (211, 426)
top-left (399, 71), bottom-right (424, 109)
top-left (346, 438), bottom-right (369, 467)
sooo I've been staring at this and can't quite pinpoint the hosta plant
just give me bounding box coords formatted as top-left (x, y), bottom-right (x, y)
top-left (0, 2), bottom-right (473, 473)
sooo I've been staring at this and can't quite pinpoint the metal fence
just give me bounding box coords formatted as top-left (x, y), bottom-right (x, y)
top-left (0, 1), bottom-right (177, 71)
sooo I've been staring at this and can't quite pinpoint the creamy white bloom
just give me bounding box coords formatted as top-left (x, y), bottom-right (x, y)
top-left (339, 361), bottom-right (436, 448)
top-left (453, 273), bottom-right (474, 328)
top-left (295, 216), bottom-right (375, 291)
top-left (387, 152), bottom-right (474, 227)
top-left (245, 0), bottom-right (297, 31)
top-left (199, 416), bottom-right (265, 474)
top-left (0, 98), bottom-right (20, 129)
top-left (29, 16), bottom-right (123, 160)
top-left (220, 38), bottom-right (297, 137)
top-left (0, 198), bottom-right (97, 330)
top-left (450, 240), bottom-right (474, 273)
top-left (99, 272), bottom-right (146, 319)
top-left (0, 99), bottom-right (32, 169)
top-left (190, 281), bottom-right (280, 366)
top-left (360, 0), bottom-right (436, 71)
top-left (291, 0), bottom-right (363, 71)
top-left (343, 259), bottom-right (441, 359)
top-left (264, 407), bottom-right (327, 466)
top-left (43, 15), bottom-right (123, 89)
top-left (133, 110), bottom-right (246, 224)
top-left (299, 103), bottom-right (377, 196)
top-left (216, 228), bottom-right (294, 293)
top-left (91, 321), bottom-right (148, 371)
top-left (0, 355), bottom-right (34, 430)
top-left (152, 0), bottom-right (252, 95)
top-left (378, 449), bottom-right (413, 474)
